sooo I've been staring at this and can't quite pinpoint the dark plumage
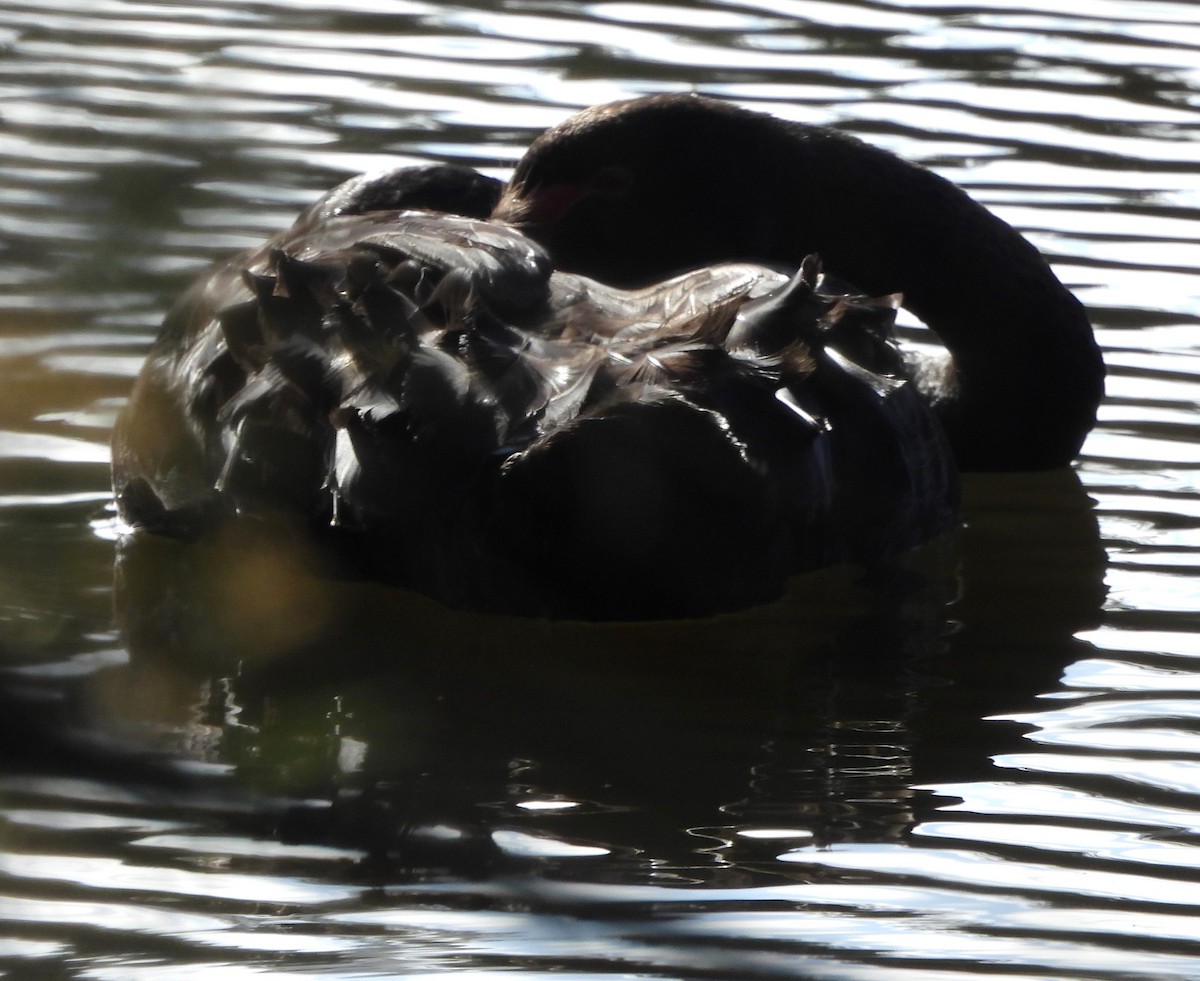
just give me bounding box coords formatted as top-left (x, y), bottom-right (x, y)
top-left (113, 169), bottom-right (955, 618)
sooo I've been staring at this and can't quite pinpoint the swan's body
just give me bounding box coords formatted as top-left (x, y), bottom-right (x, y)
top-left (113, 95), bottom-right (1101, 619)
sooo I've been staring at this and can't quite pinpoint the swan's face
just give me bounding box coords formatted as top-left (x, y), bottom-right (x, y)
top-left (493, 95), bottom-right (779, 287)
top-left (495, 156), bottom-right (643, 282)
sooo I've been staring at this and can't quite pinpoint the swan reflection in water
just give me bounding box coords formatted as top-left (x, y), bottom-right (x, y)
top-left (111, 94), bottom-right (1104, 621)
top-left (104, 463), bottom-right (1104, 871)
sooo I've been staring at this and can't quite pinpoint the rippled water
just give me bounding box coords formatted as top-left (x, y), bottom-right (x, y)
top-left (1, 0), bottom-right (1199, 977)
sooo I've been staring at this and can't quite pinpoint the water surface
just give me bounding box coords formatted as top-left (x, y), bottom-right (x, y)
top-left (1, 0), bottom-right (1199, 977)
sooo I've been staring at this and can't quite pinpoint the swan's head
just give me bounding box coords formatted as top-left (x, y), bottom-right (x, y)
top-left (493, 94), bottom-right (792, 286)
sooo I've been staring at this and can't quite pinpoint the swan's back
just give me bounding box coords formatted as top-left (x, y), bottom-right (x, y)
top-left (113, 184), bottom-right (956, 618)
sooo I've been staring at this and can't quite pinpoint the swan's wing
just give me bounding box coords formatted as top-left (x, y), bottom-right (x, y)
top-left (355, 213), bottom-right (552, 314)
top-left (543, 263), bottom-right (784, 342)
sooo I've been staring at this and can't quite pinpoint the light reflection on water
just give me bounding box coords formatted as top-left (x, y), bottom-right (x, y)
top-left (1, 0), bottom-right (1199, 977)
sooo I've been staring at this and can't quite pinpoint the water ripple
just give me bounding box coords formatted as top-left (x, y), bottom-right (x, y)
top-left (1, 0), bottom-right (1199, 978)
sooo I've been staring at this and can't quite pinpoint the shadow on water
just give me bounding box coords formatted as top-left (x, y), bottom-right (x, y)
top-left (0, 466), bottom-right (1106, 889)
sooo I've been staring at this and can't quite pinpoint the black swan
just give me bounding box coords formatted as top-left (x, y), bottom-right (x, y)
top-left (111, 96), bottom-right (1101, 619)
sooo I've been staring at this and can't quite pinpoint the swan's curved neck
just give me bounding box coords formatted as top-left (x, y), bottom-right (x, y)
top-left (768, 134), bottom-right (1104, 471)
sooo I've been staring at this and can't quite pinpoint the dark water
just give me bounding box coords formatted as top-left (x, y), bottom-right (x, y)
top-left (1, 0), bottom-right (1199, 977)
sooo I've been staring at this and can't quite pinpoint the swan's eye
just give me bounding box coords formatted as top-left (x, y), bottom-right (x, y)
top-left (592, 165), bottom-right (633, 198)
